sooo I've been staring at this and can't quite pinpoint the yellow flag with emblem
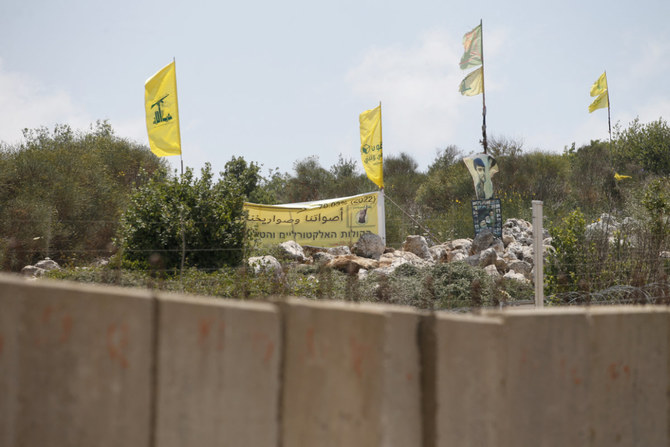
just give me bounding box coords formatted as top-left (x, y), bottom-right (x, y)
top-left (145, 61), bottom-right (181, 157)
top-left (588, 71), bottom-right (609, 113)
top-left (459, 67), bottom-right (483, 96)
top-left (589, 91), bottom-right (609, 113)
top-left (359, 104), bottom-right (384, 188)
top-left (590, 72), bottom-right (608, 97)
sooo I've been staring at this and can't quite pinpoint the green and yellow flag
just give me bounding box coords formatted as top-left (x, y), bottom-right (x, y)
top-left (145, 61), bottom-right (181, 157)
top-left (614, 172), bottom-right (631, 181)
top-left (459, 67), bottom-right (483, 96)
top-left (359, 104), bottom-right (384, 188)
top-left (588, 71), bottom-right (609, 113)
top-left (459, 24), bottom-right (482, 70)
top-left (590, 72), bottom-right (608, 97)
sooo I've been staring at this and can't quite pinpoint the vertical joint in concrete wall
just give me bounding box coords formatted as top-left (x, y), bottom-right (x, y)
top-left (272, 297), bottom-right (288, 447)
top-left (148, 291), bottom-right (161, 447)
top-left (419, 313), bottom-right (437, 447)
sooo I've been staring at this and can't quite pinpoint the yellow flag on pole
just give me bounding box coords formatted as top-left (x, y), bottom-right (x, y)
top-left (590, 72), bottom-right (608, 97)
top-left (145, 61), bottom-right (181, 157)
top-left (359, 104), bottom-right (384, 188)
top-left (459, 67), bottom-right (483, 96)
top-left (588, 91), bottom-right (609, 113)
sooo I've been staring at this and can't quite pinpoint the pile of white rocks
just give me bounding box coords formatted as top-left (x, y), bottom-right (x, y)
top-left (248, 218), bottom-right (554, 284)
top-left (20, 257), bottom-right (61, 278)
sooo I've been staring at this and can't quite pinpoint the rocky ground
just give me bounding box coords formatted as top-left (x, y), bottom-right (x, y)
top-left (249, 218), bottom-right (553, 285)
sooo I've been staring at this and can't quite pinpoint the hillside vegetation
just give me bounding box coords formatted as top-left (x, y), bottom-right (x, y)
top-left (1, 118), bottom-right (669, 306)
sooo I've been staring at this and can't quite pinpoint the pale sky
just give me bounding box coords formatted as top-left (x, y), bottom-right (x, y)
top-left (1, 0), bottom-right (668, 176)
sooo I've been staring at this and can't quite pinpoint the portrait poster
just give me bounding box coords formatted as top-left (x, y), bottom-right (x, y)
top-left (471, 198), bottom-right (502, 238)
top-left (463, 153), bottom-right (498, 199)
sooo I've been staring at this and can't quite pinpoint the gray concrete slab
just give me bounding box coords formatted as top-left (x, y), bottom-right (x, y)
top-left (498, 308), bottom-right (591, 446)
top-left (0, 275), bottom-right (154, 447)
top-left (432, 312), bottom-right (505, 447)
top-left (588, 306), bottom-right (669, 447)
top-left (280, 298), bottom-right (388, 447)
top-left (154, 294), bottom-right (281, 447)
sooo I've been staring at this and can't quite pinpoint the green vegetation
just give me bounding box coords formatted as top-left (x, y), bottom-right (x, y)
top-left (45, 260), bottom-right (534, 311)
top-left (0, 121), bottom-right (165, 270)
top-left (2, 117), bottom-right (670, 308)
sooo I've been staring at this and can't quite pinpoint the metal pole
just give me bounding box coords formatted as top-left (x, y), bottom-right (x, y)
top-left (532, 200), bottom-right (544, 308)
top-left (479, 19), bottom-right (488, 154)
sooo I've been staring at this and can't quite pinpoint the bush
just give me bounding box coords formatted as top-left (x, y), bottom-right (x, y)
top-left (0, 122), bottom-right (165, 270)
top-left (116, 163), bottom-right (247, 271)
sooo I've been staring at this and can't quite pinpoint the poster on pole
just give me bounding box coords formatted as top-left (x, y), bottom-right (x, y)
top-left (471, 198), bottom-right (502, 238)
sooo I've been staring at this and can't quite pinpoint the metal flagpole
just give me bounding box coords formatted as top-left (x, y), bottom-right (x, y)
top-left (479, 19), bottom-right (488, 154)
top-left (173, 56), bottom-right (184, 176)
top-left (606, 70), bottom-right (612, 150)
top-left (378, 100), bottom-right (386, 244)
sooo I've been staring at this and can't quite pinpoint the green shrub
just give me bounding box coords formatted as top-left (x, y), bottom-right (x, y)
top-left (116, 163), bottom-right (247, 271)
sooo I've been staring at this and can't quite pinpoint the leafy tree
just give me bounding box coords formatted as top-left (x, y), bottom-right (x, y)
top-left (546, 209), bottom-right (591, 296)
top-left (488, 134), bottom-right (524, 158)
top-left (612, 118), bottom-right (670, 175)
top-left (116, 162), bottom-right (248, 271)
top-left (283, 156), bottom-right (334, 202)
top-left (325, 155), bottom-right (369, 197)
top-left (566, 140), bottom-right (618, 213)
top-left (0, 122), bottom-right (165, 270)
top-left (416, 146), bottom-right (470, 212)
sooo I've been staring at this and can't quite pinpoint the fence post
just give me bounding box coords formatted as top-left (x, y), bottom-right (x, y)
top-left (532, 201), bottom-right (544, 308)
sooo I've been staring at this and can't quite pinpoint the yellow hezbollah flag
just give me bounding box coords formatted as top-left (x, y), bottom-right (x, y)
top-left (459, 67), bottom-right (483, 96)
top-left (590, 71), bottom-right (608, 97)
top-left (589, 91), bottom-right (609, 113)
top-left (145, 61), bottom-right (181, 157)
top-left (614, 172), bottom-right (631, 181)
top-left (359, 104), bottom-right (384, 188)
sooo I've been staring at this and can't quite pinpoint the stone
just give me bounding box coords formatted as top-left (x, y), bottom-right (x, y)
top-left (429, 244), bottom-right (449, 263)
top-left (470, 230), bottom-right (495, 255)
top-left (449, 239), bottom-right (473, 252)
top-left (352, 233), bottom-right (385, 260)
top-left (278, 240), bottom-right (307, 262)
top-left (247, 255), bottom-right (283, 275)
top-left (327, 245), bottom-right (351, 256)
top-left (508, 260), bottom-right (532, 277)
top-left (34, 257), bottom-right (60, 271)
top-left (401, 235), bottom-right (433, 261)
top-left (520, 246), bottom-right (534, 263)
top-left (494, 256), bottom-right (509, 273)
top-left (312, 252), bottom-right (335, 264)
top-left (502, 232), bottom-right (516, 247)
top-left (478, 248), bottom-right (498, 268)
top-left (327, 254), bottom-right (379, 274)
top-left (448, 251), bottom-right (468, 263)
top-left (504, 271), bottom-right (529, 283)
top-left (20, 265), bottom-right (45, 277)
top-left (491, 239), bottom-right (505, 254)
top-left (378, 251), bottom-right (429, 274)
top-left (484, 264), bottom-right (500, 277)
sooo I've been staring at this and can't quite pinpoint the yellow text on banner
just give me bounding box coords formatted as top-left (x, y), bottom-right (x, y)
top-left (145, 61), bottom-right (181, 157)
top-left (359, 105), bottom-right (384, 188)
top-left (244, 192), bottom-right (381, 247)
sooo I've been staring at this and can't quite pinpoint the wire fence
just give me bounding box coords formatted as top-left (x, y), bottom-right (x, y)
top-left (2, 215), bottom-right (670, 308)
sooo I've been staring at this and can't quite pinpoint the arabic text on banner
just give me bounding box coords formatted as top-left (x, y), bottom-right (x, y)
top-left (244, 192), bottom-right (380, 247)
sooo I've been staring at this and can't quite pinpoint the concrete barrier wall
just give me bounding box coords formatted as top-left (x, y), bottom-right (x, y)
top-left (0, 275), bottom-right (154, 447)
top-left (587, 307), bottom-right (669, 447)
top-left (155, 294), bottom-right (281, 447)
top-left (0, 274), bottom-right (668, 447)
